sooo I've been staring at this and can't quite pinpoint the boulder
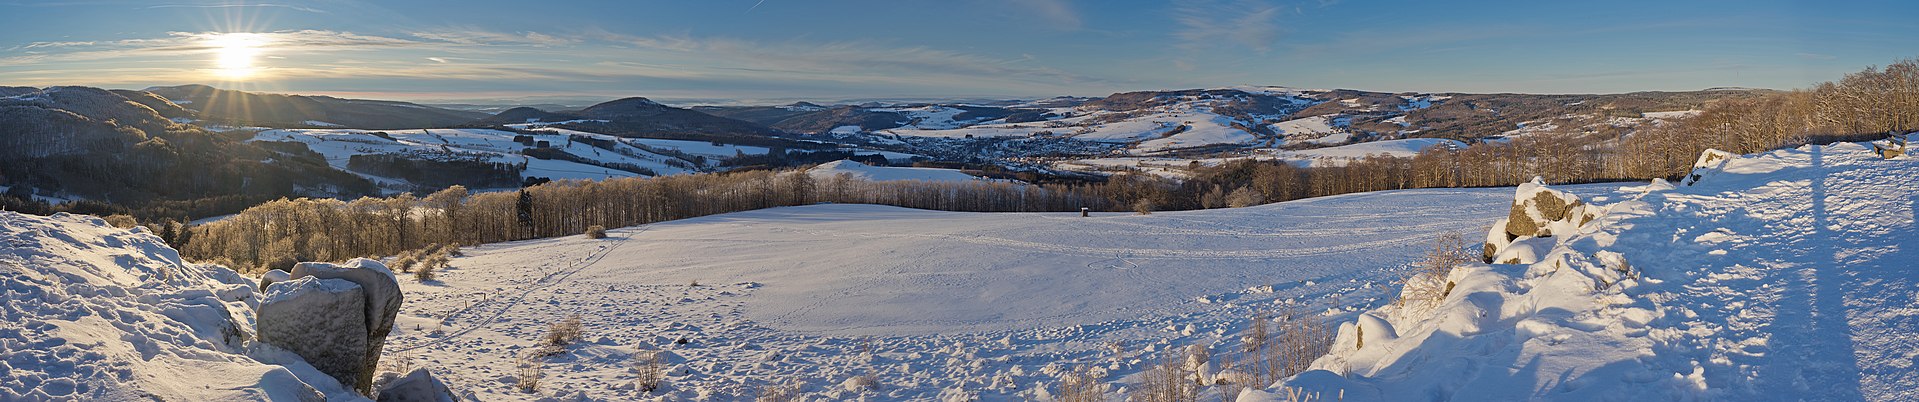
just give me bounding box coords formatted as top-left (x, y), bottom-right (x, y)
top-left (258, 277), bottom-right (369, 393)
top-left (372, 368), bottom-right (458, 402)
top-left (1485, 179), bottom-right (1596, 261)
top-left (288, 258), bottom-right (402, 393)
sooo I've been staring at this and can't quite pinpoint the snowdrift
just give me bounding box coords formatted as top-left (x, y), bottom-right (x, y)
top-left (0, 212), bottom-right (361, 401)
top-left (1277, 137), bottom-right (1919, 401)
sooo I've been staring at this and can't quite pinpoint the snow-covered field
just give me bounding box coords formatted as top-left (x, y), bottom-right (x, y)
top-left (252, 128), bottom-right (699, 185)
top-left (1280, 139), bottom-right (1919, 401)
top-left (381, 183), bottom-right (1619, 400)
top-left (805, 160), bottom-right (989, 183)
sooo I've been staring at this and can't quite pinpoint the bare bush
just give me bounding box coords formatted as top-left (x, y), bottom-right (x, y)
top-left (1396, 232), bottom-right (1471, 312)
top-left (515, 353), bottom-right (543, 393)
top-left (535, 315), bottom-right (585, 356)
top-left (634, 349), bottom-right (665, 393)
top-left (1132, 352), bottom-right (1197, 402)
top-left (585, 225), bottom-right (607, 239)
top-left (1055, 365), bottom-right (1108, 402)
top-left (756, 381), bottom-right (803, 402)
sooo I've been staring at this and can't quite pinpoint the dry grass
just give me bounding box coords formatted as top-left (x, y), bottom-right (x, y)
top-left (1395, 232), bottom-right (1472, 313)
top-left (1133, 352), bottom-right (1199, 402)
top-left (634, 349), bottom-right (665, 393)
top-left (514, 353), bottom-right (543, 393)
top-left (1054, 365), bottom-right (1107, 402)
top-left (755, 381), bottom-right (803, 402)
top-left (585, 225), bottom-right (607, 239)
top-left (1235, 308), bottom-right (1334, 388)
top-left (534, 315), bottom-right (585, 357)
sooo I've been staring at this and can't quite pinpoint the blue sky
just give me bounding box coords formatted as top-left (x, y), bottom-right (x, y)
top-left (0, 0), bottom-right (1913, 104)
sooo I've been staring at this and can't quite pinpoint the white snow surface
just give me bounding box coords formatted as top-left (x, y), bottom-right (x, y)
top-left (1279, 140), bottom-right (1919, 401)
top-left (0, 212), bottom-right (364, 401)
top-left (804, 160), bottom-right (985, 183)
top-left (252, 128), bottom-right (699, 185)
top-left (384, 183), bottom-right (1619, 400)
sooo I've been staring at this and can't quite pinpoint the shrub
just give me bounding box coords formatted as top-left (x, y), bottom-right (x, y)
top-left (1054, 365), bottom-right (1106, 402)
top-left (515, 353), bottom-right (543, 393)
top-left (1133, 198), bottom-right (1156, 215)
top-left (756, 382), bottom-right (802, 402)
top-left (634, 349), bottom-right (665, 393)
top-left (1395, 232), bottom-right (1472, 312)
top-left (585, 225), bottom-right (607, 239)
top-left (414, 262), bottom-right (436, 282)
top-left (1133, 352), bottom-right (1197, 402)
top-left (537, 315), bottom-right (579, 355)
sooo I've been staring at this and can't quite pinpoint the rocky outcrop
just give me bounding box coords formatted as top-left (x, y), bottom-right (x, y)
top-left (372, 368), bottom-right (459, 402)
top-left (1483, 179), bottom-right (1599, 264)
top-left (287, 258), bottom-right (402, 393)
top-left (257, 277), bottom-right (370, 393)
top-left (258, 258), bottom-right (402, 394)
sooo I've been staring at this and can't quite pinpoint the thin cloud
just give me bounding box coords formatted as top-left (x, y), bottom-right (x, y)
top-left (142, 3), bottom-right (327, 13)
top-left (1174, 0), bottom-right (1283, 54)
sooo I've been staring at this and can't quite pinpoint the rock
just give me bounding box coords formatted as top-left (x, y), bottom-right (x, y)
top-left (283, 258), bottom-right (403, 393)
top-left (372, 368), bottom-right (458, 402)
top-left (260, 269), bottom-right (291, 290)
top-left (258, 277), bottom-right (370, 393)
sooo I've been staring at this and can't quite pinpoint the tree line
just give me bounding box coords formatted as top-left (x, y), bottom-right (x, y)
top-left (185, 170), bottom-right (1114, 272)
top-left (1157, 58), bottom-right (1919, 210)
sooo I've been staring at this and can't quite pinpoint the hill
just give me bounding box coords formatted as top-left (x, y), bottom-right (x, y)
top-left (144, 84), bottom-right (488, 129)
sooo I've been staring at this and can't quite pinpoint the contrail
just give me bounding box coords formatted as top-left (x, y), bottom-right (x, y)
top-left (747, 0), bottom-right (767, 13)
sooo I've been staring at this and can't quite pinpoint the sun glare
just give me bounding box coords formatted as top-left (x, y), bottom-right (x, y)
top-left (206, 32), bottom-right (267, 80)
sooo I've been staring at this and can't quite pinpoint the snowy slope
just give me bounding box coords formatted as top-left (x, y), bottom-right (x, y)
top-left (1278, 138), bottom-right (1919, 401)
top-left (382, 183), bottom-right (1619, 401)
top-left (804, 160), bottom-right (986, 183)
top-left (252, 128), bottom-right (698, 185)
top-left (0, 212), bottom-right (361, 401)
top-left (1279, 138), bottom-right (1465, 165)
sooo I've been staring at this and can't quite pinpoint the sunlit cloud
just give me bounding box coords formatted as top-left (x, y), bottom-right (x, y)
top-left (0, 27), bottom-right (1116, 99)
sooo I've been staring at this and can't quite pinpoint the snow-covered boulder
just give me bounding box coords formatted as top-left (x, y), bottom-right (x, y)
top-left (1485, 179), bottom-right (1598, 262)
top-left (371, 368), bottom-right (458, 402)
top-left (261, 268), bottom-right (291, 289)
top-left (1501, 178), bottom-right (1589, 238)
top-left (258, 276), bottom-right (371, 393)
top-left (287, 258), bottom-right (402, 393)
top-left (0, 211), bottom-right (360, 401)
top-left (1682, 148), bottom-right (1734, 185)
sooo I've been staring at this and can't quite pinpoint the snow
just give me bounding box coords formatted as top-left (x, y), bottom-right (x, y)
top-left (303, 120), bottom-right (344, 127)
top-left (1281, 141), bottom-right (1919, 401)
top-left (383, 183), bottom-right (1620, 400)
top-left (0, 211), bottom-right (364, 401)
top-left (251, 128), bottom-right (700, 187)
top-left (1269, 116), bottom-right (1343, 144)
top-left (1642, 110), bottom-right (1702, 119)
top-left (1283, 138), bottom-right (1463, 161)
top-left (804, 160), bottom-right (986, 183)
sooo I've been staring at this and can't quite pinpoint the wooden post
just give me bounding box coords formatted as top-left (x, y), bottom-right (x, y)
top-left (1080, 207), bottom-right (1090, 217)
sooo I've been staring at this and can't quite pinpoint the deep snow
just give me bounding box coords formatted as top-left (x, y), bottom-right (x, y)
top-left (1277, 138), bottom-right (1919, 401)
top-left (380, 183), bottom-right (1617, 400)
top-left (0, 212), bottom-right (366, 401)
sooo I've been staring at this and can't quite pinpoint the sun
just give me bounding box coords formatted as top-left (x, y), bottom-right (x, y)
top-left (206, 32), bottom-right (268, 80)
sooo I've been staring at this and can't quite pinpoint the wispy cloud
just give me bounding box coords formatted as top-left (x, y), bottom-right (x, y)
top-left (0, 27), bottom-right (1115, 99)
top-left (1174, 0), bottom-right (1283, 53)
top-left (1023, 0), bottom-right (1084, 30)
top-left (142, 3), bottom-right (326, 13)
